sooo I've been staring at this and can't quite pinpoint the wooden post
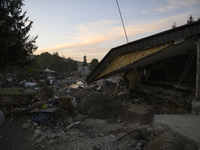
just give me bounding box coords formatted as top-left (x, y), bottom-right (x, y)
top-left (193, 36), bottom-right (200, 115)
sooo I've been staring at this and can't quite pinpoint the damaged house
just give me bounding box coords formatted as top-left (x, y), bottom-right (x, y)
top-left (86, 20), bottom-right (200, 114)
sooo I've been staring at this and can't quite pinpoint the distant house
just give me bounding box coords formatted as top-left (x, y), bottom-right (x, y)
top-left (77, 61), bottom-right (90, 75)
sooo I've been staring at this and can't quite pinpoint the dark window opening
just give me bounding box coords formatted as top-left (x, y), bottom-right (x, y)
top-left (149, 70), bottom-right (165, 80)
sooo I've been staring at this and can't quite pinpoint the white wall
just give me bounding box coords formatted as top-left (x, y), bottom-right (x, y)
top-left (78, 66), bottom-right (90, 75)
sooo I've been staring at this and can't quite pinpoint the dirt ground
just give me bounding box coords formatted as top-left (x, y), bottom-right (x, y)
top-left (0, 89), bottom-right (197, 150)
top-left (0, 90), bottom-right (154, 150)
top-left (0, 117), bottom-right (34, 150)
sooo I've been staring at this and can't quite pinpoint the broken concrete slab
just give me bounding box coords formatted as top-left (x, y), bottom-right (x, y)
top-left (153, 114), bottom-right (200, 146)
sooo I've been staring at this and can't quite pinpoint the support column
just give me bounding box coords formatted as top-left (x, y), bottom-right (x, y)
top-left (193, 36), bottom-right (200, 115)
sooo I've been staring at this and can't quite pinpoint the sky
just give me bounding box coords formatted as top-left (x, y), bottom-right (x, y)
top-left (23, 0), bottom-right (200, 62)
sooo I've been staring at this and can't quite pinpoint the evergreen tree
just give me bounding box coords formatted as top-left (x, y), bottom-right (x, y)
top-left (187, 15), bottom-right (194, 24)
top-left (172, 22), bottom-right (176, 29)
top-left (82, 55), bottom-right (88, 66)
top-left (89, 58), bottom-right (99, 72)
top-left (0, 0), bottom-right (38, 72)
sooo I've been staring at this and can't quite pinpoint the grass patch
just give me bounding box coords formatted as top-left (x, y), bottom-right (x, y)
top-left (0, 88), bottom-right (22, 95)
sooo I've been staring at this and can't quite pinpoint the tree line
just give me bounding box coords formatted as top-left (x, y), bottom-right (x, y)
top-left (34, 53), bottom-right (99, 74)
top-left (35, 52), bottom-right (78, 73)
top-left (172, 15), bottom-right (200, 29)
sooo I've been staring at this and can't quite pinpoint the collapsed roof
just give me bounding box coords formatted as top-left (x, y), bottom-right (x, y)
top-left (86, 21), bottom-right (200, 83)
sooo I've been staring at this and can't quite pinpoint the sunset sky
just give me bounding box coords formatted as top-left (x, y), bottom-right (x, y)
top-left (23, 0), bottom-right (200, 62)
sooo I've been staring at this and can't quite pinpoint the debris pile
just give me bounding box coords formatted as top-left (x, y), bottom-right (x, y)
top-left (145, 124), bottom-right (197, 150)
top-left (0, 70), bottom-right (199, 150)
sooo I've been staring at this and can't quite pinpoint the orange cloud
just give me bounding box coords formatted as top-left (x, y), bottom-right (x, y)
top-left (35, 12), bottom-right (197, 62)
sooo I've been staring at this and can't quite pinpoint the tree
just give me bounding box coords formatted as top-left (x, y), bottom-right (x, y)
top-left (82, 55), bottom-right (88, 66)
top-left (172, 22), bottom-right (176, 29)
top-left (67, 57), bottom-right (78, 72)
top-left (0, 0), bottom-right (38, 72)
top-left (36, 52), bottom-right (78, 73)
top-left (89, 58), bottom-right (99, 72)
top-left (36, 52), bottom-right (51, 70)
top-left (187, 15), bottom-right (194, 24)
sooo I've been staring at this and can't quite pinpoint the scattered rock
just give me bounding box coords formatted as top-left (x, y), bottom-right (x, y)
top-left (78, 133), bottom-right (83, 137)
top-left (21, 123), bottom-right (31, 130)
top-left (34, 123), bottom-right (38, 126)
top-left (99, 133), bottom-right (104, 137)
top-left (34, 129), bottom-right (41, 135)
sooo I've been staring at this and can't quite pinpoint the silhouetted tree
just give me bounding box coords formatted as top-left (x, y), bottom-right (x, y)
top-left (36, 52), bottom-right (77, 73)
top-left (89, 58), bottom-right (99, 72)
top-left (187, 15), bottom-right (194, 24)
top-left (0, 0), bottom-right (38, 72)
top-left (82, 55), bottom-right (88, 66)
top-left (172, 22), bottom-right (176, 29)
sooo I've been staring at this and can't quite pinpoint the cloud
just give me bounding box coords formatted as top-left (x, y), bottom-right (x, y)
top-left (35, 11), bottom-right (197, 62)
top-left (37, 20), bottom-right (122, 52)
top-left (168, 0), bottom-right (200, 6)
top-left (142, 10), bottom-right (155, 14)
top-left (124, 12), bottom-right (190, 41)
top-left (155, 0), bottom-right (200, 12)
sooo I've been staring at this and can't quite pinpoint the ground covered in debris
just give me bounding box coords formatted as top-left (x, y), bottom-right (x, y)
top-left (0, 71), bottom-right (198, 150)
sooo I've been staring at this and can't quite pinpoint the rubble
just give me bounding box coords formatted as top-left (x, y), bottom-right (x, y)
top-left (0, 71), bottom-right (198, 150)
top-left (145, 124), bottom-right (197, 150)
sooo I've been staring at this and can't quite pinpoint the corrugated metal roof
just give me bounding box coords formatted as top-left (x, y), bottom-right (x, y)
top-left (86, 21), bottom-right (200, 83)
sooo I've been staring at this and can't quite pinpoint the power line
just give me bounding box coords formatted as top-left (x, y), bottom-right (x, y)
top-left (170, 43), bottom-right (196, 98)
top-left (116, 0), bottom-right (129, 43)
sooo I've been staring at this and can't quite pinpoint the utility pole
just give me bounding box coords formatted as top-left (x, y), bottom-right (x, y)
top-left (193, 36), bottom-right (200, 115)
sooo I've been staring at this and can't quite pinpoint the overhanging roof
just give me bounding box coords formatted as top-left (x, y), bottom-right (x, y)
top-left (86, 21), bottom-right (200, 83)
top-left (122, 38), bottom-right (196, 70)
